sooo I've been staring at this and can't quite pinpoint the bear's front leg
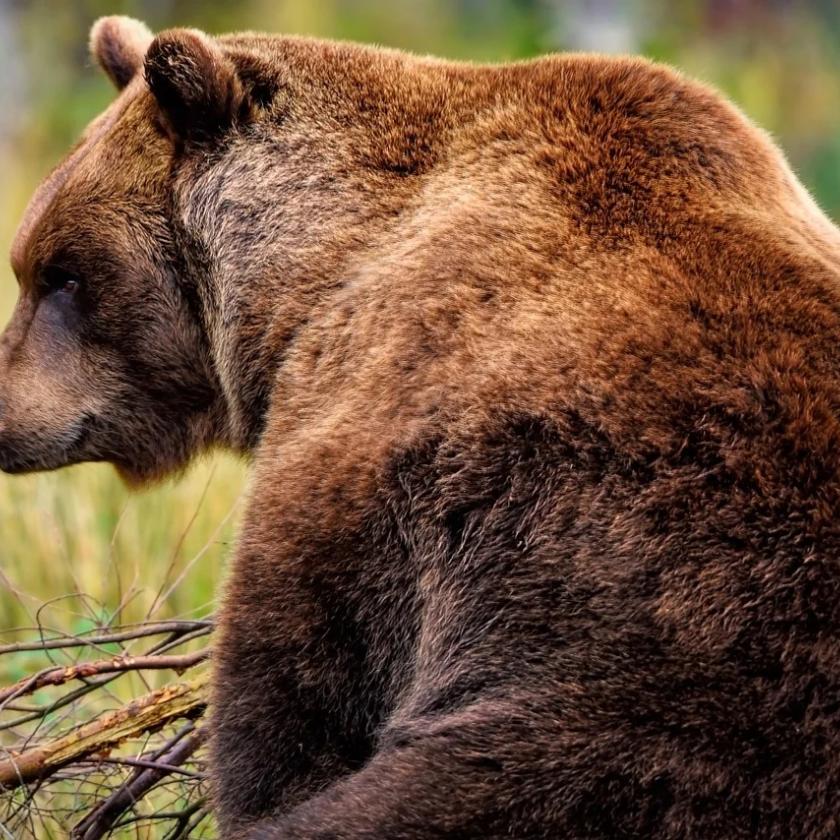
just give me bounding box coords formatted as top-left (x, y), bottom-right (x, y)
top-left (211, 586), bottom-right (368, 835)
top-left (211, 535), bottom-right (379, 834)
top-left (211, 460), bottom-right (417, 837)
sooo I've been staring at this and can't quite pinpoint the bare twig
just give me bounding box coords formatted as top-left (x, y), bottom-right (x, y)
top-left (0, 620), bottom-right (213, 656)
top-left (0, 673), bottom-right (125, 734)
top-left (88, 755), bottom-right (205, 780)
top-left (0, 650), bottom-right (211, 706)
top-left (71, 727), bottom-right (208, 840)
top-left (165, 802), bottom-right (211, 840)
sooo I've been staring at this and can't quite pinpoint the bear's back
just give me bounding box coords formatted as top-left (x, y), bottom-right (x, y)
top-left (247, 41), bottom-right (840, 488)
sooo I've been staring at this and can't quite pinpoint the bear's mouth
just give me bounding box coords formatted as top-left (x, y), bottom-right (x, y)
top-left (0, 412), bottom-right (97, 474)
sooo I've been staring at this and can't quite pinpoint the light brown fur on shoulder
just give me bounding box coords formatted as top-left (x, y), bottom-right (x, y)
top-left (4, 18), bottom-right (840, 838)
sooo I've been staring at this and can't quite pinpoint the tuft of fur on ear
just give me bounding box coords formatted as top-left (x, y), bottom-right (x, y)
top-left (90, 16), bottom-right (154, 90)
top-left (144, 29), bottom-right (246, 141)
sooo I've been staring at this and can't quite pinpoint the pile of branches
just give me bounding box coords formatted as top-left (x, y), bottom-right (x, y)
top-left (0, 618), bottom-right (213, 838)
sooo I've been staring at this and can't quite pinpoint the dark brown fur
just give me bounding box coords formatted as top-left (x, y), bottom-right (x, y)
top-left (3, 16), bottom-right (840, 838)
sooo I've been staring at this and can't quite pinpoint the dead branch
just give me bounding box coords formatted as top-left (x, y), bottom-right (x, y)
top-left (0, 673), bottom-right (209, 792)
top-left (1, 614), bottom-right (214, 835)
top-left (0, 650), bottom-right (211, 707)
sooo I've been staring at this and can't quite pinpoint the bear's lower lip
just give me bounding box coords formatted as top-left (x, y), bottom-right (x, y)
top-left (0, 459), bottom-right (39, 474)
top-left (0, 448), bottom-right (89, 474)
top-left (0, 413), bottom-right (97, 474)
top-left (0, 449), bottom-right (56, 473)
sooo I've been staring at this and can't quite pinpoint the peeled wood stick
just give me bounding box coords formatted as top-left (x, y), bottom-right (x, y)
top-left (0, 674), bottom-right (209, 791)
top-left (0, 649), bottom-right (210, 706)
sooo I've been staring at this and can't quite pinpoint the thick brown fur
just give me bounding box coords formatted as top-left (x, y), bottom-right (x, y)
top-left (4, 15), bottom-right (840, 838)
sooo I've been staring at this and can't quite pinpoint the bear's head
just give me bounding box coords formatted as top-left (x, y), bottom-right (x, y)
top-left (0, 17), bottom-right (260, 484)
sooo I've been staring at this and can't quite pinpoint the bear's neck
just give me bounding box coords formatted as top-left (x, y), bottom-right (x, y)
top-left (176, 43), bottom-right (462, 452)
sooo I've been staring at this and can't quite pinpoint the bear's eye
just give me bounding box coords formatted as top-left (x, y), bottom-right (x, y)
top-left (41, 266), bottom-right (81, 296)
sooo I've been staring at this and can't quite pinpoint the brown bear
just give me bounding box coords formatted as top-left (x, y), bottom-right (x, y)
top-left (3, 14), bottom-right (840, 839)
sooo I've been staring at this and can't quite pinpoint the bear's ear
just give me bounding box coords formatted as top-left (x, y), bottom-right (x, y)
top-left (90, 16), bottom-right (154, 90)
top-left (144, 28), bottom-right (246, 142)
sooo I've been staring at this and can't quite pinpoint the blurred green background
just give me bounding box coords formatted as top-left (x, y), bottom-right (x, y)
top-left (1, 0), bottom-right (839, 638)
